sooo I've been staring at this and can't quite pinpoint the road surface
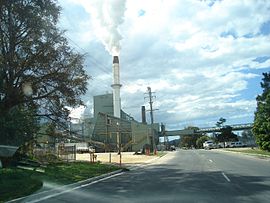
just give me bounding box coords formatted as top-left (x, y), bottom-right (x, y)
top-left (16, 149), bottom-right (270, 203)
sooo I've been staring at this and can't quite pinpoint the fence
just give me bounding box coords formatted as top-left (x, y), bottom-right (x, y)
top-left (57, 144), bottom-right (76, 162)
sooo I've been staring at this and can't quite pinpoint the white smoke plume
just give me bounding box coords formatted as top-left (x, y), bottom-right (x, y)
top-left (75, 0), bottom-right (126, 56)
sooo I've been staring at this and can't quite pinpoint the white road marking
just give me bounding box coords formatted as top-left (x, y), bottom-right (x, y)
top-left (25, 172), bottom-right (124, 203)
top-left (209, 159), bottom-right (213, 163)
top-left (222, 172), bottom-right (231, 182)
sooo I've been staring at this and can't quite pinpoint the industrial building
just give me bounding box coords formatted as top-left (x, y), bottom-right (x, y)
top-left (89, 93), bottom-right (159, 152)
top-left (69, 56), bottom-right (160, 152)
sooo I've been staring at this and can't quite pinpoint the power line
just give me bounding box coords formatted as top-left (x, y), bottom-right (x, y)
top-left (65, 34), bottom-right (128, 86)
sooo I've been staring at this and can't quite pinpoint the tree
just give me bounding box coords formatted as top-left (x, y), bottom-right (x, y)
top-left (180, 126), bottom-right (203, 148)
top-left (0, 106), bottom-right (38, 146)
top-left (253, 72), bottom-right (270, 151)
top-left (216, 125), bottom-right (238, 144)
top-left (216, 117), bottom-right (226, 127)
top-left (0, 0), bottom-right (89, 146)
top-left (196, 135), bottom-right (210, 149)
top-left (45, 122), bottom-right (63, 146)
top-left (214, 118), bottom-right (238, 146)
top-left (180, 136), bottom-right (195, 148)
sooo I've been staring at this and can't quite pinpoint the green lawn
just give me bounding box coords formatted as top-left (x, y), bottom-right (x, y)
top-left (37, 161), bottom-right (121, 184)
top-left (0, 162), bottom-right (121, 202)
top-left (0, 168), bottom-right (42, 202)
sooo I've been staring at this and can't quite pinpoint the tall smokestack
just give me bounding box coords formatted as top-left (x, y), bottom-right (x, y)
top-left (111, 56), bottom-right (122, 118)
top-left (141, 106), bottom-right (146, 124)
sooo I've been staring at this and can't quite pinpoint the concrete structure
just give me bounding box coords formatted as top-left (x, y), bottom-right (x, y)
top-left (90, 94), bottom-right (159, 152)
top-left (91, 112), bottom-right (132, 152)
top-left (161, 123), bottom-right (254, 137)
top-left (131, 122), bottom-right (151, 152)
top-left (111, 56), bottom-right (122, 118)
top-left (93, 93), bottom-right (134, 121)
top-left (197, 123), bottom-right (253, 133)
top-left (141, 106), bottom-right (146, 124)
top-left (94, 94), bottom-right (114, 118)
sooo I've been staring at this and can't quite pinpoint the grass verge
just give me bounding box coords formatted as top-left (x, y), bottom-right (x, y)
top-left (0, 168), bottom-right (42, 202)
top-left (0, 161), bottom-right (121, 202)
top-left (36, 161), bottom-right (121, 184)
top-left (157, 151), bottom-right (167, 157)
top-left (225, 148), bottom-right (270, 157)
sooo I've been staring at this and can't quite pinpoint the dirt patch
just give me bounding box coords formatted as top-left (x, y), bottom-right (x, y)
top-left (76, 152), bottom-right (161, 165)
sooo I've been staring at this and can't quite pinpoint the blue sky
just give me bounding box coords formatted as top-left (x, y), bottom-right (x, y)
top-left (58, 0), bottom-right (270, 130)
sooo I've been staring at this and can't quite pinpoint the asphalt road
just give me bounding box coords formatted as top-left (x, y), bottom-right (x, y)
top-left (16, 149), bottom-right (270, 203)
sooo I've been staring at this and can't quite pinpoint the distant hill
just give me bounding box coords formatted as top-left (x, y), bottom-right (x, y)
top-left (168, 139), bottom-right (180, 146)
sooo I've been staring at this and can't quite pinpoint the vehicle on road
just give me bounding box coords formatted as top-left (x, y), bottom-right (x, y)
top-left (76, 143), bottom-right (89, 153)
top-left (203, 140), bottom-right (215, 150)
top-left (170, 145), bottom-right (176, 151)
top-left (225, 141), bottom-right (244, 148)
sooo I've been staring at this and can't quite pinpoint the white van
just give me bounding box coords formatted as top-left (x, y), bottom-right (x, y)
top-left (233, 141), bottom-right (243, 148)
top-left (225, 141), bottom-right (243, 148)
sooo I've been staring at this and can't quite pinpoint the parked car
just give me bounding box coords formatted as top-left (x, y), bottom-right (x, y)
top-left (225, 141), bottom-right (243, 148)
top-left (233, 141), bottom-right (244, 148)
top-left (203, 140), bottom-right (215, 150)
top-left (170, 145), bottom-right (176, 151)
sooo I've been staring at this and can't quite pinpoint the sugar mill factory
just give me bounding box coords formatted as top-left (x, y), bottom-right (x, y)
top-left (38, 56), bottom-right (161, 153)
top-left (74, 56), bottom-right (160, 152)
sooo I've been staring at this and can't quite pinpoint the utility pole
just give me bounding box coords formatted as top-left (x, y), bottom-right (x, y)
top-left (116, 121), bottom-right (122, 166)
top-left (144, 87), bottom-right (157, 154)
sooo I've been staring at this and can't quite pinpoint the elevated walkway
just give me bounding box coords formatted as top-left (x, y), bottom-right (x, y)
top-left (160, 123), bottom-right (253, 137)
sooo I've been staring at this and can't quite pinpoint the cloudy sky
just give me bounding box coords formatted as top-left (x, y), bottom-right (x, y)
top-left (58, 0), bottom-right (270, 130)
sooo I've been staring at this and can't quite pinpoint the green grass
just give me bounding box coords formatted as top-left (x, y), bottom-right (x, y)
top-left (226, 148), bottom-right (270, 157)
top-left (0, 161), bottom-right (121, 202)
top-left (0, 168), bottom-right (43, 202)
top-left (36, 161), bottom-right (121, 184)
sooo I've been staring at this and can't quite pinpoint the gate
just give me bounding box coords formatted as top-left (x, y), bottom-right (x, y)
top-left (58, 144), bottom-right (76, 162)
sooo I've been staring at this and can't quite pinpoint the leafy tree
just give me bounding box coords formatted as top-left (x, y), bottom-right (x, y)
top-left (0, 106), bottom-right (38, 146)
top-left (253, 72), bottom-right (270, 151)
top-left (180, 136), bottom-right (195, 148)
top-left (180, 126), bottom-right (203, 148)
top-left (216, 125), bottom-right (238, 145)
top-left (216, 117), bottom-right (226, 127)
top-left (196, 135), bottom-right (210, 149)
top-left (214, 118), bottom-right (238, 146)
top-left (45, 122), bottom-right (63, 146)
top-left (0, 0), bottom-right (89, 146)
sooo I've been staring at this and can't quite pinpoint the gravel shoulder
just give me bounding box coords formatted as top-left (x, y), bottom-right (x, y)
top-left (76, 152), bottom-right (167, 167)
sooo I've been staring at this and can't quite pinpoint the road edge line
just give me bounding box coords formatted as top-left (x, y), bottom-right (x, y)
top-left (222, 172), bottom-right (231, 182)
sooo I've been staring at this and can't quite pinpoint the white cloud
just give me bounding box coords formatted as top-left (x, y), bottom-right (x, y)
top-left (67, 106), bottom-right (86, 120)
top-left (59, 0), bottom-right (270, 130)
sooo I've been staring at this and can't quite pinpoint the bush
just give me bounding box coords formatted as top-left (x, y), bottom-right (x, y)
top-left (196, 135), bottom-right (210, 149)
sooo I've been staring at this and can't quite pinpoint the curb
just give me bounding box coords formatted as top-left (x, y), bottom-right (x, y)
top-left (7, 169), bottom-right (124, 203)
